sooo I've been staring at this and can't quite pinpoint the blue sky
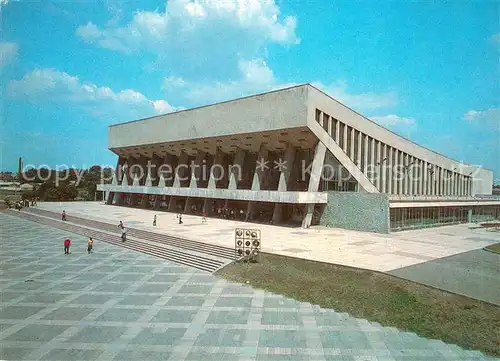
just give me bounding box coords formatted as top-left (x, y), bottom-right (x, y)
top-left (1, 0), bottom-right (499, 180)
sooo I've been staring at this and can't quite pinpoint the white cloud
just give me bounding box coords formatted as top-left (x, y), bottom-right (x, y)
top-left (75, 22), bottom-right (102, 41)
top-left (75, 0), bottom-right (298, 78)
top-left (370, 114), bottom-right (417, 139)
top-left (7, 69), bottom-right (177, 121)
top-left (163, 58), bottom-right (297, 105)
top-left (162, 59), bottom-right (400, 114)
top-left (464, 108), bottom-right (500, 131)
top-left (313, 81), bottom-right (398, 110)
top-left (0, 42), bottom-right (18, 70)
top-left (0, 0), bottom-right (8, 7)
top-left (370, 114), bottom-right (415, 127)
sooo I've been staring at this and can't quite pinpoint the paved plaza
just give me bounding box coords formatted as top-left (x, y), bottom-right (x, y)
top-left (38, 202), bottom-right (500, 272)
top-left (1, 213), bottom-right (497, 360)
top-left (389, 248), bottom-right (500, 306)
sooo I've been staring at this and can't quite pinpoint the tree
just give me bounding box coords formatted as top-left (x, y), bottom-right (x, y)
top-left (44, 184), bottom-right (78, 201)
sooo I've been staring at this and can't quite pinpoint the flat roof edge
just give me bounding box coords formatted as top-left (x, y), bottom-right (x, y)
top-left (108, 83), bottom-right (310, 128)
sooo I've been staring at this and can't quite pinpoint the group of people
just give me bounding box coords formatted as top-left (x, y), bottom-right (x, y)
top-left (7, 197), bottom-right (38, 210)
top-left (173, 211), bottom-right (206, 225)
top-left (216, 208), bottom-right (245, 220)
top-left (63, 237), bottom-right (94, 254)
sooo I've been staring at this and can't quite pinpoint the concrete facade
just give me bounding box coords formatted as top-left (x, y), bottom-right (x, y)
top-left (320, 192), bottom-right (390, 233)
top-left (99, 84), bottom-right (499, 232)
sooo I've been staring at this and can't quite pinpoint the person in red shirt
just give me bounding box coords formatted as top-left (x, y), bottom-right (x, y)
top-left (202, 210), bottom-right (207, 223)
top-left (64, 238), bottom-right (71, 254)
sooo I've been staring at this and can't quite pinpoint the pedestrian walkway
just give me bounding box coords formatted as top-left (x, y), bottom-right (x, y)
top-left (389, 248), bottom-right (500, 306)
top-left (0, 213), bottom-right (495, 361)
top-left (38, 202), bottom-right (500, 272)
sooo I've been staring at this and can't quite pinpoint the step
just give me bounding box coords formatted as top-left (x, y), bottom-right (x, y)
top-left (6, 210), bottom-right (227, 273)
top-left (26, 208), bottom-right (235, 259)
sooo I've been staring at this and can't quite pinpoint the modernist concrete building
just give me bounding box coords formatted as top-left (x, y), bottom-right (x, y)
top-left (98, 84), bottom-right (500, 233)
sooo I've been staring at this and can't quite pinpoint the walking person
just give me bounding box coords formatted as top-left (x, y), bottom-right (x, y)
top-left (118, 221), bottom-right (127, 241)
top-left (61, 210), bottom-right (67, 221)
top-left (153, 214), bottom-right (157, 226)
top-left (177, 213), bottom-right (183, 225)
top-left (87, 237), bottom-right (94, 254)
top-left (64, 238), bottom-right (71, 254)
top-left (201, 210), bottom-right (207, 223)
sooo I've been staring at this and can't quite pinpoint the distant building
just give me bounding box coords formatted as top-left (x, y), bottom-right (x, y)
top-left (98, 84), bottom-right (500, 233)
top-left (0, 172), bottom-right (15, 181)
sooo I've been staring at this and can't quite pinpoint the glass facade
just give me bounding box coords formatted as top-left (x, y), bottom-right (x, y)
top-left (390, 205), bottom-right (500, 231)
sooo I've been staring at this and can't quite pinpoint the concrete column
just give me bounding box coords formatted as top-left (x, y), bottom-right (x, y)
top-left (140, 156), bottom-right (154, 209)
top-left (398, 151), bottom-right (404, 195)
top-left (430, 166), bottom-right (435, 196)
top-left (350, 128), bottom-right (355, 160)
top-left (467, 208), bottom-right (473, 223)
top-left (453, 172), bottom-right (458, 196)
top-left (370, 138), bottom-right (375, 183)
top-left (403, 153), bottom-right (409, 195)
top-left (302, 141), bottom-right (327, 228)
top-left (246, 145), bottom-right (269, 221)
top-left (375, 141), bottom-right (381, 190)
top-left (151, 154), bottom-right (165, 209)
top-left (327, 116), bottom-right (333, 137)
top-left (150, 154), bottom-right (163, 186)
top-left (169, 152), bottom-right (189, 211)
top-left (342, 123), bottom-right (348, 153)
top-left (407, 157), bottom-right (412, 195)
top-left (363, 134), bottom-right (369, 175)
top-left (451, 172), bottom-right (456, 196)
top-left (418, 160), bottom-right (423, 195)
top-left (423, 161), bottom-right (428, 196)
top-left (437, 168), bottom-right (441, 196)
top-left (184, 150), bottom-right (206, 214)
top-left (387, 147), bottom-right (393, 194)
top-left (356, 131), bottom-right (362, 169)
top-left (393, 150), bottom-right (399, 194)
top-left (207, 150), bottom-right (225, 190)
top-left (380, 144), bottom-right (387, 193)
top-left (228, 148), bottom-right (246, 190)
top-left (107, 157), bottom-right (126, 205)
top-left (452, 172), bottom-right (456, 196)
top-left (445, 169), bottom-right (449, 196)
top-left (126, 157), bottom-right (141, 207)
top-left (120, 161), bottom-right (129, 186)
top-left (413, 157), bottom-right (419, 195)
top-left (335, 119), bottom-right (340, 143)
top-left (172, 152), bottom-right (189, 188)
top-left (272, 145), bottom-right (297, 223)
top-left (417, 159), bottom-right (422, 195)
top-left (434, 167), bottom-right (439, 195)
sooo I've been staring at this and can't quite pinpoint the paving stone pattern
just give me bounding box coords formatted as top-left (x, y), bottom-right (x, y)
top-left (0, 213), bottom-right (496, 361)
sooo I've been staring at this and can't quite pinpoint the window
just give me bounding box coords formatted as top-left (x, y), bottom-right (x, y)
top-left (315, 109), bottom-right (321, 123)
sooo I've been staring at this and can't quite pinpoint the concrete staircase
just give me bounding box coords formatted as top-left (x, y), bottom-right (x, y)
top-left (6, 209), bottom-right (234, 273)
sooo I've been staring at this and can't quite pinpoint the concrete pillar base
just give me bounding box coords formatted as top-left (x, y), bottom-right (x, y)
top-left (301, 204), bottom-right (314, 228)
top-left (245, 202), bottom-right (254, 221)
top-left (106, 192), bottom-right (115, 205)
top-left (168, 196), bottom-right (176, 212)
top-left (272, 203), bottom-right (283, 224)
top-left (141, 195), bottom-right (149, 209)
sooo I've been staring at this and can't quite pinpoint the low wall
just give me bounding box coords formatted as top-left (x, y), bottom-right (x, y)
top-left (319, 192), bottom-right (390, 233)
